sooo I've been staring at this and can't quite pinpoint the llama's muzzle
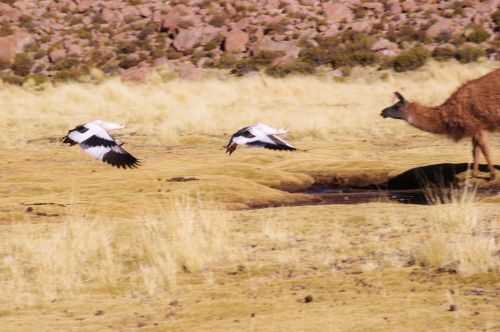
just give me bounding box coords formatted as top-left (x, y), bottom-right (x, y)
top-left (380, 106), bottom-right (404, 120)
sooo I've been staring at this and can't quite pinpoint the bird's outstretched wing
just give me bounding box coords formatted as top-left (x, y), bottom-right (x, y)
top-left (63, 122), bottom-right (140, 168)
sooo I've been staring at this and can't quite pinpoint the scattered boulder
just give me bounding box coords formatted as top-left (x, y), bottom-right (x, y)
top-left (224, 29), bottom-right (249, 53)
top-left (0, 0), bottom-right (497, 81)
top-left (426, 19), bottom-right (454, 39)
top-left (323, 3), bottom-right (354, 23)
top-left (0, 31), bottom-right (32, 65)
top-left (173, 28), bottom-right (203, 52)
top-left (48, 48), bottom-right (66, 63)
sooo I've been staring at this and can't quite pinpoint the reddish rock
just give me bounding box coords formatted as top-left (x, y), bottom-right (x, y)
top-left (66, 43), bottom-right (83, 57)
top-left (351, 21), bottom-right (371, 32)
top-left (0, 31), bottom-right (32, 65)
top-left (387, 0), bottom-right (402, 15)
top-left (161, 12), bottom-right (180, 31)
top-left (299, 0), bottom-right (316, 5)
top-left (426, 19), bottom-right (454, 39)
top-left (75, 0), bottom-right (92, 13)
top-left (323, 24), bottom-right (339, 37)
top-left (224, 29), bottom-right (249, 53)
top-left (363, 2), bottom-right (384, 13)
top-left (371, 38), bottom-right (398, 52)
top-left (49, 48), bottom-right (66, 63)
top-left (0, 3), bottom-right (21, 21)
top-left (121, 65), bottom-right (153, 82)
top-left (401, 0), bottom-right (417, 12)
top-left (323, 3), bottom-right (353, 23)
top-left (255, 36), bottom-right (300, 58)
top-left (173, 28), bottom-right (203, 52)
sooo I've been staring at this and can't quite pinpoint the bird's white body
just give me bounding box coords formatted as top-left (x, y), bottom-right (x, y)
top-left (226, 123), bottom-right (295, 155)
top-left (63, 120), bottom-right (139, 168)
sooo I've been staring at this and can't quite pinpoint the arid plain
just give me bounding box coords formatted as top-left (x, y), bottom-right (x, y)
top-left (1, 61), bottom-right (499, 331)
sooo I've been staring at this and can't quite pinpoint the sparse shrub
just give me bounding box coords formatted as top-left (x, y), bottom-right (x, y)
top-left (392, 45), bottom-right (430, 72)
top-left (434, 31), bottom-right (452, 43)
top-left (138, 22), bottom-right (158, 40)
top-left (18, 15), bottom-right (34, 31)
top-left (213, 53), bottom-right (239, 68)
top-left (204, 34), bottom-right (224, 51)
top-left (166, 49), bottom-right (184, 60)
top-left (24, 73), bottom-right (49, 86)
top-left (0, 73), bottom-right (23, 85)
top-left (492, 9), bottom-right (500, 30)
top-left (252, 50), bottom-right (286, 66)
top-left (116, 41), bottom-right (137, 54)
top-left (264, 19), bottom-right (289, 35)
top-left (0, 22), bottom-right (13, 36)
top-left (465, 25), bottom-right (491, 43)
top-left (11, 53), bottom-right (34, 77)
top-left (300, 32), bottom-right (377, 69)
top-left (451, 1), bottom-right (466, 17)
top-left (412, 188), bottom-right (499, 276)
top-left (230, 61), bottom-right (258, 76)
top-left (52, 57), bottom-right (79, 71)
top-left (53, 68), bottom-right (83, 82)
top-left (118, 56), bottom-right (140, 69)
top-left (77, 28), bottom-right (92, 39)
top-left (92, 13), bottom-right (105, 25)
top-left (432, 47), bottom-right (455, 61)
top-left (386, 24), bottom-right (430, 44)
top-left (208, 14), bottom-right (226, 28)
top-left (265, 60), bottom-right (315, 78)
top-left (69, 16), bottom-right (83, 26)
top-left (455, 46), bottom-right (484, 63)
top-left (1, 200), bottom-right (236, 302)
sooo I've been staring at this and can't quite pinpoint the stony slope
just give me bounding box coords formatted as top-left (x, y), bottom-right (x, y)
top-left (0, 0), bottom-right (499, 83)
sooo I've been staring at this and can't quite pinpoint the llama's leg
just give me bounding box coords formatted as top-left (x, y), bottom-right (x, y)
top-left (476, 131), bottom-right (496, 180)
top-left (471, 136), bottom-right (481, 177)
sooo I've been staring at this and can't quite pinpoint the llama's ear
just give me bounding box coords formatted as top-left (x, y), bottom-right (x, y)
top-left (394, 91), bottom-right (406, 103)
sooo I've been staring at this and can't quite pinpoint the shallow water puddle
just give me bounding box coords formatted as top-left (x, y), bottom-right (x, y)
top-left (305, 186), bottom-right (500, 205)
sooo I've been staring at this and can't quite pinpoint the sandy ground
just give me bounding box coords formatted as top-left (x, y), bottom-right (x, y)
top-left (1, 62), bottom-right (499, 331)
top-left (1, 133), bottom-right (500, 332)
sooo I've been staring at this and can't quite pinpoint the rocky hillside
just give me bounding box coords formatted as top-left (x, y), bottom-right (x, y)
top-left (0, 0), bottom-right (499, 84)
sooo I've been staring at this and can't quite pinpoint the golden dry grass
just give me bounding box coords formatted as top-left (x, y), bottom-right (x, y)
top-left (1, 60), bottom-right (500, 331)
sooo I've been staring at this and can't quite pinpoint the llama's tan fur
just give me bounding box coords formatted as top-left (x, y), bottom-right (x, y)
top-left (383, 68), bottom-right (500, 179)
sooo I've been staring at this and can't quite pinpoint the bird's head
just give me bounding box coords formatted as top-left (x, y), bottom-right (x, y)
top-left (225, 142), bottom-right (237, 155)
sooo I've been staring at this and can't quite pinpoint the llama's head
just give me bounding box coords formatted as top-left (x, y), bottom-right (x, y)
top-left (381, 92), bottom-right (408, 120)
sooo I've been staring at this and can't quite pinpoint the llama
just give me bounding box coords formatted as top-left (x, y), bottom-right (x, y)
top-left (381, 68), bottom-right (500, 180)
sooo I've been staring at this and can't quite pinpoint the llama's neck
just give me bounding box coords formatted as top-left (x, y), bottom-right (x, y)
top-left (406, 103), bottom-right (447, 135)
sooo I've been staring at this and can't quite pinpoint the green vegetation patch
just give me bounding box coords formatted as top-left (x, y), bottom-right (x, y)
top-left (391, 46), bottom-right (430, 72)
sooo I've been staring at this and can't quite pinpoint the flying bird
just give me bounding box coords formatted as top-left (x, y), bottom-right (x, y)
top-left (225, 123), bottom-right (296, 155)
top-left (62, 120), bottom-right (140, 169)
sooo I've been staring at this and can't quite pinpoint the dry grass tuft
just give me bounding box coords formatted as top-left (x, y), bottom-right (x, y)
top-left (0, 60), bottom-right (498, 149)
top-left (0, 198), bottom-right (237, 305)
top-left (412, 186), bottom-right (499, 276)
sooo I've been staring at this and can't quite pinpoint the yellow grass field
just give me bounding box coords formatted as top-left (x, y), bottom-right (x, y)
top-left (0, 60), bottom-right (499, 331)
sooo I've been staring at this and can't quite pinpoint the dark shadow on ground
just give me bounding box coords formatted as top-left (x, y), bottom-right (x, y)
top-left (385, 163), bottom-right (500, 190)
top-left (303, 163), bottom-right (500, 206)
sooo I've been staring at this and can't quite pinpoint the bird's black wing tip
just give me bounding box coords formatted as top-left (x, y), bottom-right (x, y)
top-left (103, 151), bottom-right (141, 169)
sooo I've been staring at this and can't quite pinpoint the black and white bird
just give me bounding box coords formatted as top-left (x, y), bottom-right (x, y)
top-left (225, 123), bottom-right (296, 155)
top-left (62, 120), bottom-right (140, 169)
